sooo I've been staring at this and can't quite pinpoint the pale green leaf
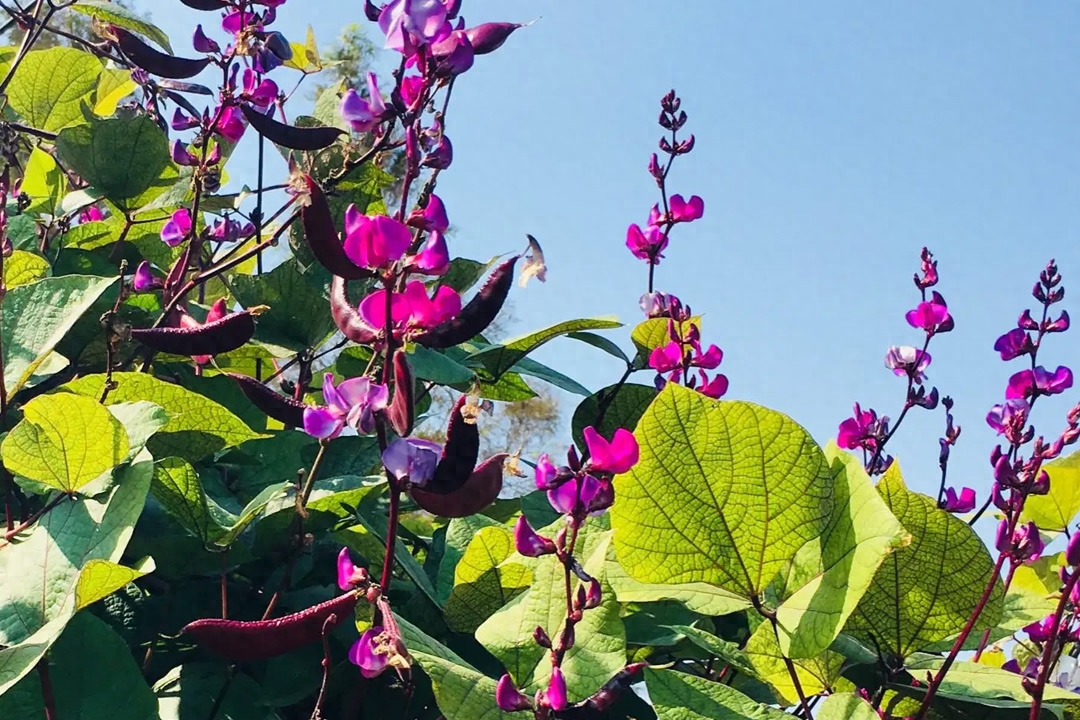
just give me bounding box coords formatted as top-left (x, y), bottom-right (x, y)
top-left (0, 452), bottom-right (152, 644)
top-left (743, 621), bottom-right (845, 705)
top-left (611, 385), bottom-right (834, 598)
top-left (72, 0), bottom-right (172, 51)
top-left (0, 595), bottom-right (76, 697)
top-left (93, 68), bottom-right (137, 117)
top-left (21, 147), bottom-right (64, 217)
top-left (107, 400), bottom-right (169, 459)
top-left (1022, 449), bottom-right (1080, 533)
top-left (7, 47), bottom-right (102, 132)
top-left (444, 526), bottom-right (532, 633)
top-left (214, 481), bottom-right (290, 547)
top-left (437, 514), bottom-right (500, 604)
top-left (2, 275), bottom-right (116, 400)
top-left (670, 625), bottom-right (757, 676)
top-left (845, 462), bottom-right (1004, 657)
top-left (2, 392), bottom-right (129, 493)
top-left (63, 372), bottom-right (266, 461)
top-left (644, 667), bottom-right (789, 720)
top-left (155, 663), bottom-right (274, 720)
top-left (3, 251), bottom-right (50, 288)
top-left (906, 654), bottom-right (1080, 704)
top-left (464, 317), bottom-right (622, 379)
top-left (816, 693), bottom-right (880, 720)
top-left (631, 316), bottom-right (700, 366)
top-left (411, 652), bottom-right (510, 720)
top-left (773, 444), bottom-right (909, 659)
top-left (75, 557), bottom-right (155, 610)
top-left (606, 544), bottom-right (750, 616)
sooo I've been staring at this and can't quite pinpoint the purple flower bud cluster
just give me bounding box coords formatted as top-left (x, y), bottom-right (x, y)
top-left (649, 317), bottom-right (727, 399)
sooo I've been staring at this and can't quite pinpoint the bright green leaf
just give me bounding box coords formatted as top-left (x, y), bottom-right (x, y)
top-left (630, 316), bottom-right (700, 366)
top-left (845, 462), bottom-right (1004, 657)
top-left (2, 392), bottom-right (129, 493)
top-left (213, 481), bottom-right (290, 548)
top-left (71, 0), bottom-right (172, 51)
top-left (670, 625), bottom-right (757, 676)
top-left (107, 400), bottom-right (169, 459)
top-left (21, 147), bottom-right (64, 217)
top-left (606, 544), bottom-right (750, 616)
top-left (465, 317), bottom-right (622, 379)
top-left (611, 385), bottom-right (834, 598)
top-left (437, 514), bottom-right (500, 604)
top-left (773, 445), bottom-right (909, 659)
top-left (407, 343), bottom-right (476, 386)
top-left (93, 68), bottom-right (137, 117)
top-left (511, 356), bottom-right (591, 396)
top-left (436, 256), bottom-right (497, 294)
top-left (3, 251), bottom-right (50, 288)
top-left (743, 621), bottom-right (845, 705)
top-left (477, 370), bottom-right (537, 402)
top-left (816, 693), bottom-right (881, 720)
top-left (568, 330), bottom-right (631, 363)
top-left (63, 372), bottom-right (266, 461)
top-left (444, 526), bottom-right (532, 633)
top-left (1023, 449), bottom-right (1080, 533)
top-left (644, 667), bottom-right (789, 720)
top-left (231, 257), bottom-right (336, 351)
top-left (151, 457), bottom-right (231, 544)
top-left (55, 114), bottom-right (172, 207)
top-left (2, 275), bottom-right (116, 400)
top-left (75, 557), bottom-right (155, 610)
top-left (571, 382), bottom-right (655, 450)
top-left (906, 653), bottom-right (1080, 704)
top-left (7, 47), bottom-right (102, 132)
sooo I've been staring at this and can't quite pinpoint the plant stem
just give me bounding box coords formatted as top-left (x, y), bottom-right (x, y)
top-left (37, 657), bottom-right (55, 720)
top-left (1028, 569), bottom-right (1080, 720)
top-left (913, 552), bottom-right (1007, 720)
top-left (0, 491), bottom-right (66, 546)
top-left (973, 561), bottom-right (1018, 660)
top-left (308, 614), bottom-right (337, 720)
top-left (220, 549), bottom-right (228, 619)
top-left (765, 615), bottom-right (811, 718)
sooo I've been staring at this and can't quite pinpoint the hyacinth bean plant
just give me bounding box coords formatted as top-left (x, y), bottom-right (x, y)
top-left (0, 2), bottom-right (1079, 720)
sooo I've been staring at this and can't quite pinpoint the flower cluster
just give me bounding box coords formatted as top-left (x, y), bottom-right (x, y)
top-left (648, 314), bottom-right (727, 399)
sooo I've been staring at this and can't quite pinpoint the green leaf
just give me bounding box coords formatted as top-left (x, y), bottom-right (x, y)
top-left (571, 382), bottom-right (655, 450)
top-left (0, 452), bottom-right (151, 645)
top-left (310, 80), bottom-right (349, 130)
top-left (107, 400), bottom-right (170, 459)
top-left (476, 526), bottom-right (625, 701)
top-left (231, 257), bottom-right (336, 351)
top-left (151, 456), bottom-right (230, 544)
top-left (2, 392), bottom-right (129, 493)
top-left (772, 444), bottom-right (909, 659)
top-left (1022, 449), bottom-right (1080, 533)
top-left (344, 500), bottom-right (440, 606)
top-left (906, 654), bottom-right (1080, 704)
top-left (845, 462), bottom-right (1004, 657)
top-left (644, 667), bottom-right (789, 720)
top-left (464, 317), bottom-right (621, 379)
top-left (72, 0), bottom-right (173, 52)
top-left (816, 693), bottom-right (881, 720)
top-left (742, 621), bottom-right (845, 705)
top-left (93, 68), bottom-right (137, 117)
top-left (611, 385), bottom-right (834, 598)
top-left (7, 48), bottom-right (102, 132)
top-left (155, 663), bottom-right (275, 720)
top-left (2, 275), bottom-right (116, 400)
top-left (213, 481), bottom-right (290, 548)
top-left (477, 371), bottom-right (537, 402)
top-left (3, 251), bottom-right (50, 288)
top-left (444, 526), bottom-right (532, 633)
top-left (55, 114), bottom-right (171, 207)
top-left (63, 373), bottom-right (266, 461)
top-left (511, 356), bottom-right (590, 396)
top-left (47, 611), bottom-right (158, 720)
top-left (670, 625), bottom-right (757, 676)
top-left (21, 147), bottom-right (64, 217)
top-left (61, 220), bottom-right (114, 250)
top-left (606, 544), bottom-right (750, 616)
top-left (75, 557), bottom-right (155, 610)
top-left (407, 343), bottom-right (476, 386)
top-left (0, 597), bottom-right (76, 697)
top-left (568, 330), bottom-right (631, 363)
top-left (437, 256), bottom-right (497, 294)
top-left (631, 316), bottom-right (700, 365)
top-left (437, 514), bottom-right (500, 604)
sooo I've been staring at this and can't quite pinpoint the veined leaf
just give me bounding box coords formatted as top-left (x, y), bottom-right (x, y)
top-left (644, 667), bottom-right (789, 720)
top-left (464, 317), bottom-right (622, 379)
top-left (444, 526), bottom-right (532, 633)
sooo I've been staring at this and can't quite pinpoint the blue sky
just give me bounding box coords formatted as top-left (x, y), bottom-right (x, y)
top-left (135, 1), bottom-right (1080, 509)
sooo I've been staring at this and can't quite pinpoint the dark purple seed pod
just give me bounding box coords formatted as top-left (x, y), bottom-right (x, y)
top-left (414, 257), bottom-right (517, 349)
top-left (301, 175), bottom-right (371, 280)
top-left (386, 351), bottom-right (415, 437)
top-left (240, 104), bottom-right (344, 151)
top-left (179, 0), bottom-right (228, 9)
top-left (330, 275), bottom-right (379, 345)
top-left (427, 395), bottom-right (480, 494)
top-left (464, 22), bottom-right (523, 55)
top-left (227, 372), bottom-right (307, 428)
top-left (130, 306), bottom-right (266, 357)
top-left (181, 591), bottom-right (358, 661)
top-left (411, 454), bottom-right (507, 519)
top-left (113, 28), bottom-right (211, 79)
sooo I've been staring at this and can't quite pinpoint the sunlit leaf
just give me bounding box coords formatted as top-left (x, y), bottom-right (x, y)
top-left (7, 47), bottom-right (102, 132)
top-left (644, 667), bottom-right (789, 720)
top-left (444, 526), bottom-right (532, 633)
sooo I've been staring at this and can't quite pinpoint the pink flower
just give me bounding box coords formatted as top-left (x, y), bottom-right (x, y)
top-left (1006, 366), bottom-right (1074, 400)
top-left (131, 261), bottom-right (160, 292)
top-left (699, 374), bottom-right (729, 399)
top-left (996, 520), bottom-right (1044, 564)
top-left (583, 426), bottom-right (639, 475)
top-left (343, 208), bottom-right (412, 270)
top-left (837, 403), bottom-right (877, 451)
top-left (548, 475), bottom-right (601, 516)
top-left (407, 230), bottom-right (450, 276)
top-left (358, 281), bottom-right (461, 340)
top-left (348, 627), bottom-right (396, 678)
top-left (340, 73), bottom-right (388, 133)
top-left (994, 328), bottom-right (1034, 361)
top-left (193, 24), bottom-right (220, 54)
top-left (626, 223), bottom-right (668, 263)
top-left (241, 69), bottom-right (278, 108)
top-left (649, 341), bottom-right (684, 374)
top-left (905, 294), bottom-right (952, 333)
top-left (336, 547), bottom-right (368, 591)
top-left (514, 516), bottom-right (556, 557)
top-left (214, 106), bottom-right (246, 143)
top-left (941, 487), bottom-right (975, 513)
top-left (534, 453), bottom-right (557, 490)
top-left (986, 398), bottom-right (1029, 434)
top-left (78, 205), bottom-right (104, 223)
top-left (407, 193), bottom-right (449, 232)
top-left (378, 0), bottom-right (450, 52)
top-left (668, 194), bottom-right (704, 223)
top-left (546, 667), bottom-right (568, 711)
top-left (884, 346), bottom-right (931, 382)
top-left (171, 140), bottom-right (197, 167)
top-left (302, 373), bottom-right (389, 439)
top-left (431, 29), bottom-right (475, 76)
top-left (381, 437), bottom-right (441, 486)
top-left (161, 208), bottom-right (192, 247)
top-left (399, 74), bottom-right (425, 109)
top-left (1024, 615), bottom-right (1056, 643)
top-left (495, 674), bottom-right (531, 712)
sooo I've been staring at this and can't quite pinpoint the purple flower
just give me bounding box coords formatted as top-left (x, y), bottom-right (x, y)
top-left (495, 674), bottom-right (531, 712)
top-left (1003, 657), bottom-right (1040, 679)
top-left (996, 520), bottom-right (1044, 564)
top-left (534, 454), bottom-right (557, 490)
top-left (131, 261), bottom-right (160, 292)
top-left (668, 194), bottom-right (704, 223)
top-left (407, 194), bottom-right (449, 232)
top-left (941, 486), bottom-right (975, 513)
top-left (407, 230), bottom-right (450, 276)
top-left (421, 130), bottom-right (453, 169)
top-left (161, 208), bottom-right (192, 247)
top-left (302, 373), bottom-right (389, 439)
top-left (514, 516), bottom-right (555, 557)
top-left (381, 437), bottom-right (442, 486)
top-left (349, 627), bottom-right (388, 678)
top-left (336, 547), bottom-right (368, 591)
top-left (79, 205), bottom-right (104, 223)
top-left (1025, 615), bottom-right (1056, 643)
top-left (171, 140), bottom-right (197, 167)
top-left (209, 217), bottom-right (254, 243)
top-left (626, 223), bottom-right (668, 263)
top-left (1067, 530), bottom-right (1080, 567)
top-left (905, 296), bottom-right (951, 332)
top-left (1046, 310), bottom-right (1071, 333)
top-left (649, 341), bottom-right (684, 374)
top-left (699, 374), bottom-right (729, 399)
top-left (214, 106), bottom-right (246, 143)
top-left (357, 281), bottom-right (461, 341)
top-left (343, 208), bottom-right (412, 270)
top-left (1006, 366), bottom-right (1074, 400)
top-left (340, 73), bottom-right (388, 133)
top-left (171, 108), bottom-right (199, 131)
top-left (994, 328), bottom-right (1034, 361)
top-left (837, 403), bottom-right (877, 451)
top-left (241, 69), bottom-right (278, 108)
top-left (546, 667), bottom-right (568, 712)
top-left (583, 427), bottom-right (639, 475)
top-left (986, 398), bottom-right (1029, 434)
top-left (378, 0), bottom-right (450, 53)
top-left (193, 24), bottom-right (220, 54)
top-left (431, 29), bottom-right (475, 76)
top-left (884, 345), bottom-right (932, 382)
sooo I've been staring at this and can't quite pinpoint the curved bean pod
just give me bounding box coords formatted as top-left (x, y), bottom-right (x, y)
top-left (240, 105), bottom-right (344, 152)
top-left (130, 306), bottom-right (266, 357)
top-left (411, 454), bottom-right (507, 518)
top-left (227, 372), bottom-right (307, 428)
top-left (113, 28), bottom-right (211, 79)
top-left (301, 175), bottom-right (371, 280)
top-left (414, 257), bottom-right (517, 349)
top-left (330, 275), bottom-right (379, 345)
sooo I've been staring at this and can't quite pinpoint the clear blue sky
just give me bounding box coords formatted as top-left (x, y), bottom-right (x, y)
top-left (135, 1), bottom-right (1080, 509)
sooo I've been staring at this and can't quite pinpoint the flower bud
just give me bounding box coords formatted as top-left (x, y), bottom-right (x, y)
top-left (584, 578), bottom-right (602, 609)
top-left (496, 674), bottom-right (532, 712)
top-left (1068, 530), bottom-right (1080, 567)
top-left (514, 516), bottom-right (556, 557)
top-left (546, 668), bottom-right (568, 711)
top-left (533, 625), bottom-right (551, 648)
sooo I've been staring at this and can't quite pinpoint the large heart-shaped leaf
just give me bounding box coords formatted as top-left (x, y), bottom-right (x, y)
top-left (611, 385), bottom-right (834, 598)
top-left (1022, 449), bottom-right (1080, 533)
top-left (444, 525), bottom-right (532, 633)
top-left (7, 47), bottom-right (101, 132)
top-left (845, 463), bottom-right (1004, 657)
top-left (816, 693), bottom-right (880, 720)
top-left (231, 257), bottom-right (336, 351)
